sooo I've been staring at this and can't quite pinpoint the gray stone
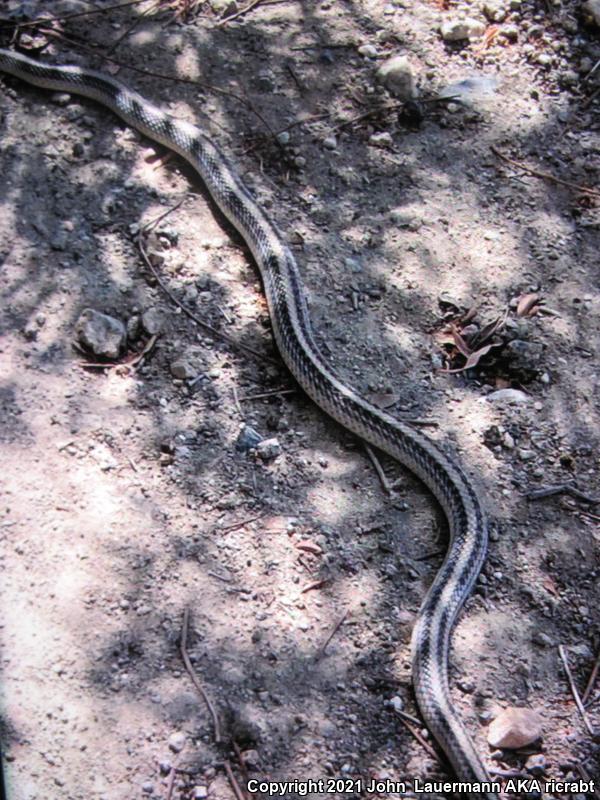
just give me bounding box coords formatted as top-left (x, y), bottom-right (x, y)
top-left (376, 55), bottom-right (416, 99)
top-left (440, 18), bottom-right (486, 41)
top-left (482, 1), bottom-right (507, 22)
top-left (170, 357), bottom-right (198, 380)
top-left (236, 425), bottom-right (263, 452)
top-left (487, 707), bottom-right (543, 749)
top-left (75, 308), bottom-right (126, 359)
top-left (142, 307), bottom-right (163, 335)
top-left (358, 44), bottom-right (378, 58)
top-left (369, 131), bottom-right (394, 148)
top-left (168, 731), bottom-right (186, 753)
top-left (256, 438), bottom-right (282, 460)
top-left (486, 388), bottom-right (530, 403)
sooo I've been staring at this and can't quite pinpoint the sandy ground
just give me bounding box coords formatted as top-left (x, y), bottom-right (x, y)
top-left (0, 1), bottom-right (599, 799)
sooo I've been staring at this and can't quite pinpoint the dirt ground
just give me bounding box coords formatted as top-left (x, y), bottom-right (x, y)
top-left (0, 1), bottom-right (599, 799)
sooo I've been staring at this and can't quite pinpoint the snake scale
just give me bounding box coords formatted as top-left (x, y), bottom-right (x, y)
top-left (0, 47), bottom-right (498, 800)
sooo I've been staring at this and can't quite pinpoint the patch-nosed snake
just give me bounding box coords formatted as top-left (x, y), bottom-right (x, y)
top-left (0, 47), bottom-right (499, 800)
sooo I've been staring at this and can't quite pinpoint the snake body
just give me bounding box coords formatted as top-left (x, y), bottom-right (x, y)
top-left (0, 48), bottom-right (498, 799)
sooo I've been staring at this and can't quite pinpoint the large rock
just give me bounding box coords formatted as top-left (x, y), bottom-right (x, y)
top-left (75, 308), bottom-right (126, 359)
top-left (376, 55), bottom-right (416, 99)
top-left (487, 707), bottom-right (543, 749)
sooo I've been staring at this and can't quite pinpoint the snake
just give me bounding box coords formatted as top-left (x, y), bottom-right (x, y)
top-left (0, 47), bottom-right (499, 799)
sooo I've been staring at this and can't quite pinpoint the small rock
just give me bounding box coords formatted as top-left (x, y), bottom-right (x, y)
top-left (170, 357), bottom-right (198, 380)
top-left (168, 731), bottom-right (187, 753)
top-left (358, 44), bottom-right (378, 58)
top-left (256, 438), bottom-right (281, 461)
top-left (482, 1), bottom-right (507, 22)
top-left (486, 388), bottom-right (530, 404)
top-left (192, 786), bottom-right (209, 799)
top-left (142, 307), bottom-right (163, 335)
top-left (525, 753), bottom-right (546, 776)
top-left (369, 131), bottom-right (394, 148)
top-left (277, 131), bottom-right (290, 145)
top-left (440, 17), bottom-right (486, 41)
top-left (256, 70), bottom-right (275, 92)
top-left (126, 314), bottom-right (141, 341)
top-left (387, 695), bottom-right (403, 713)
top-left (141, 781), bottom-right (154, 794)
top-left (236, 425), bottom-right (263, 452)
top-left (75, 308), bottom-right (126, 359)
top-left (242, 749), bottom-right (260, 768)
top-left (344, 257), bottom-right (363, 273)
top-left (376, 55), bottom-right (416, 99)
top-left (51, 92), bottom-right (71, 106)
top-left (583, 0), bottom-right (600, 27)
top-left (487, 707), bottom-right (543, 749)
top-left (533, 631), bottom-right (554, 647)
top-left (507, 339), bottom-right (543, 380)
top-left (323, 136), bottom-right (337, 150)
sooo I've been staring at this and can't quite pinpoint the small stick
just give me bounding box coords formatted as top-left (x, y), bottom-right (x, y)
top-left (576, 763), bottom-right (600, 800)
top-left (526, 483), bottom-right (599, 505)
top-left (365, 444), bottom-right (402, 495)
top-left (395, 714), bottom-right (438, 761)
top-left (180, 608), bottom-right (222, 742)
top-left (137, 235), bottom-right (276, 364)
top-left (491, 146), bottom-right (600, 198)
top-left (223, 760), bottom-right (246, 800)
top-left (315, 609), bottom-right (349, 660)
top-left (301, 578), bottom-right (329, 594)
top-left (393, 708), bottom-right (424, 728)
top-left (232, 385), bottom-right (243, 417)
top-left (582, 650), bottom-right (600, 705)
top-left (219, 514), bottom-right (262, 534)
top-left (165, 762), bottom-right (177, 800)
top-left (558, 644), bottom-right (596, 738)
top-left (141, 197), bottom-right (187, 233)
top-left (239, 388), bottom-right (295, 401)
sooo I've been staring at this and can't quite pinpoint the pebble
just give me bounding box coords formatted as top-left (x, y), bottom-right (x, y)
top-left (487, 707), bottom-right (543, 749)
top-left (256, 438), bottom-right (282, 461)
top-left (141, 781), bottom-right (154, 794)
top-left (323, 136), bottom-right (337, 150)
top-left (168, 731), bottom-right (187, 753)
top-left (142, 307), bottom-right (163, 336)
top-left (389, 695), bottom-right (404, 713)
top-left (192, 786), bottom-right (209, 799)
top-left (358, 44), bottom-right (378, 58)
top-left (51, 92), bottom-right (71, 106)
top-left (533, 630), bottom-right (554, 647)
top-left (170, 357), bottom-right (198, 380)
top-left (482, 1), bottom-right (507, 22)
top-left (486, 388), bottom-right (530, 404)
top-left (236, 425), bottom-right (263, 452)
top-left (369, 131), bottom-right (394, 148)
top-left (344, 257), bottom-right (363, 273)
top-left (525, 753), bottom-right (547, 776)
top-left (75, 308), bottom-right (126, 360)
top-left (440, 18), bottom-right (486, 41)
top-left (277, 131), bottom-right (290, 145)
top-left (375, 55), bottom-right (415, 99)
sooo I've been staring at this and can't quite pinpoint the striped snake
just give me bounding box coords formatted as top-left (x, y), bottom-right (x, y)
top-left (0, 48), bottom-right (498, 799)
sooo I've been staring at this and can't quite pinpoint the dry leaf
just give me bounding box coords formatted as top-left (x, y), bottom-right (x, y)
top-left (295, 540), bottom-right (323, 556)
top-left (442, 342), bottom-right (502, 373)
top-left (516, 293), bottom-right (540, 317)
top-left (451, 325), bottom-right (472, 358)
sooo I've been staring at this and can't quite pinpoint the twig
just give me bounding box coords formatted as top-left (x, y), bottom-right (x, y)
top-left (137, 234), bottom-right (276, 364)
top-left (526, 482), bottom-right (599, 505)
top-left (180, 608), bottom-right (221, 743)
top-left (36, 29), bottom-right (276, 136)
top-left (365, 444), bottom-right (401, 495)
top-left (558, 644), bottom-right (596, 739)
top-left (1, 0), bottom-right (151, 29)
top-left (333, 104), bottom-right (399, 133)
top-left (104, 0), bottom-right (159, 56)
top-left (582, 650), bottom-right (600, 705)
top-left (301, 578), bottom-right (329, 594)
top-left (232, 385), bottom-right (243, 417)
top-left (491, 146), bottom-right (600, 198)
top-left (315, 609), bottom-right (349, 660)
top-left (223, 760), bottom-right (246, 800)
top-left (165, 761), bottom-right (177, 800)
top-left (217, 0), bottom-right (266, 26)
top-left (219, 514), bottom-right (263, 534)
top-left (395, 713), bottom-right (439, 761)
top-left (239, 387), bottom-right (295, 401)
top-left (141, 197), bottom-right (187, 233)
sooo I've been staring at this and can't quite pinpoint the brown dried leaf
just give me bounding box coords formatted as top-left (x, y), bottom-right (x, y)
top-left (473, 314), bottom-right (505, 347)
top-left (542, 575), bottom-right (560, 598)
top-left (441, 342), bottom-right (502, 373)
top-left (295, 540), bottom-right (323, 556)
top-left (516, 293), bottom-right (540, 317)
top-left (451, 325), bottom-right (472, 358)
